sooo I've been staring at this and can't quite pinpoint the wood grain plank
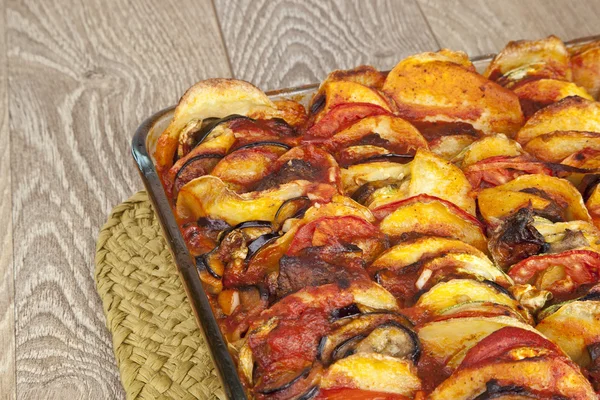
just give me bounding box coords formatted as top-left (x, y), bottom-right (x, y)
top-left (417, 0), bottom-right (600, 56)
top-left (214, 0), bottom-right (440, 91)
top-left (7, 0), bottom-right (231, 398)
top-left (0, 0), bottom-right (16, 398)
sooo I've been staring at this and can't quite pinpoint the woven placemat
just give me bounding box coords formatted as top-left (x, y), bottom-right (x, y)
top-left (95, 191), bottom-right (225, 400)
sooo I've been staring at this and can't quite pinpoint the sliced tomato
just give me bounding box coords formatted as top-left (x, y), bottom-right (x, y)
top-left (316, 388), bottom-right (410, 400)
top-left (508, 249), bottom-right (600, 295)
top-left (305, 103), bottom-right (389, 141)
top-left (286, 215), bottom-right (384, 256)
top-left (459, 326), bottom-right (561, 370)
top-left (463, 155), bottom-right (552, 190)
top-left (248, 285), bottom-right (354, 392)
top-left (254, 144), bottom-right (341, 192)
top-left (371, 194), bottom-right (484, 230)
top-left (228, 117), bottom-right (300, 148)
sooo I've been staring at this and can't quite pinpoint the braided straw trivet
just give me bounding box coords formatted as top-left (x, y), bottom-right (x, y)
top-left (95, 191), bottom-right (225, 400)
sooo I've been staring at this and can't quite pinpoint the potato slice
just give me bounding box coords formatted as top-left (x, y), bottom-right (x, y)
top-left (429, 135), bottom-right (475, 161)
top-left (415, 279), bottom-right (526, 322)
top-left (483, 35), bottom-right (571, 80)
top-left (478, 187), bottom-right (551, 224)
top-left (533, 219), bottom-right (600, 253)
top-left (429, 358), bottom-right (596, 400)
top-left (515, 96), bottom-right (600, 145)
top-left (383, 50), bottom-right (523, 136)
top-left (537, 299), bottom-right (600, 367)
top-left (484, 35), bottom-right (571, 83)
top-left (524, 130), bottom-right (600, 162)
top-left (341, 162), bottom-right (410, 195)
top-left (176, 176), bottom-right (310, 225)
top-left (408, 149), bottom-right (475, 215)
top-left (493, 174), bottom-right (591, 222)
top-left (514, 79), bottom-right (593, 119)
top-left (321, 353), bottom-right (421, 397)
top-left (325, 115), bottom-right (428, 156)
top-left (571, 40), bottom-right (600, 100)
top-left (378, 197), bottom-right (487, 252)
top-left (369, 237), bottom-right (485, 274)
top-left (318, 65), bottom-right (386, 90)
top-left (155, 78), bottom-right (276, 171)
top-left (404, 49), bottom-right (474, 69)
top-left (417, 252), bottom-right (510, 287)
top-left (313, 80), bottom-right (392, 122)
top-left (454, 134), bottom-right (524, 167)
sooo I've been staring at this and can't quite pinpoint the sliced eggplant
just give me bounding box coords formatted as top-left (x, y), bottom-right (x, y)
top-left (273, 196), bottom-right (312, 230)
top-left (330, 304), bottom-right (362, 321)
top-left (296, 386), bottom-right (319, 400)
top-left (351, 179), bottom-right (399, 206)
top-left (318, 312), bottom-right (418, 366)
top-left (196, 217), bottom-right (231, 232)
top-left (352, 322), bottom-right (420, 360)
top-left (195, 252), bottom-right (223, 280)
top-left (472, 381), bottom-right (566, 400)
top-left (362, 153), bottom-right (414, 164)
top-left (173, 153), bottom-right (223, 193)
top-left (246, 232), bottom-right (280, 260)
top-left (217, 220), bottom-right (272, 243)
top-left (256, 368), bottom-right (310, 395)
top-left (191, 114), bottom-right (250, 150)
top-left (234, 140), bottom-right (291, 151)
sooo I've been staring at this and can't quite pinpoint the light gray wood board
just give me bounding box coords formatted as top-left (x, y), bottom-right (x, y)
top-left (0, 0), bottom-right (16, 398)
top-left (213, 0), bottom-right (440, 91)
top-left (6, 0), bottom-right (231, 398)
top-left (417, 0), bottom-right (600, 56)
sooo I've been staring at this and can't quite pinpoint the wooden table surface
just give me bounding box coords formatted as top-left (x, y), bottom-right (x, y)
top-left (2, 0), bottom-right (600, 399)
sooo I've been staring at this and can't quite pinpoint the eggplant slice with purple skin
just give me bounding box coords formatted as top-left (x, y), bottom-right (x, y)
top-left (173, 153), bottom-right (224, 195)
top-left (256, 367), bottom-right (311, 395)
top-left (186, 115), bottom-right (250, 154)
top-left (246, 232), bottom-right (281, 260)
top-left (317, 312), bottom-right (420, 366)
top-left (273, 196), bottom-right (312, 230)
top-left (472, 381), bottom-right (543, 400)
top-left (217, 220), bottom-right (273, 244)
top-left (234, 141), bottom-right (292, 152)
top-left (195, 249), bottom-right (224, 280)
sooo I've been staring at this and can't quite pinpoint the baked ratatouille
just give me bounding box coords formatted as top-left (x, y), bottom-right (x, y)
top-left (154, 35), bottom-right (600, 399)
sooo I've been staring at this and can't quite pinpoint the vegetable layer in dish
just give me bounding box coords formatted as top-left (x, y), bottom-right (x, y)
top-left (154, 35), bottom-right (600, 399)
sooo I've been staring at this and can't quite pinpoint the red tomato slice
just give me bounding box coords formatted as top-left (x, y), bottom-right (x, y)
top-left (305, 103), bottom-right (389, 141)
top-left (464, 156), bottom-right (552, 190)
top-left (508, 249), bottom-right (600, 294)
top-left (286, 216), bottom-right (382, 256)
top-left (459, 326), bottom-right (561, 370)
top-left (316, 388), bottom-right (410, 400)
top-left (371, 194), bottom-right (484, 230)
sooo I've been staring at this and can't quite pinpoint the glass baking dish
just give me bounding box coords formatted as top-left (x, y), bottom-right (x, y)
top-left (131, 33), bottom-right (600, 399)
